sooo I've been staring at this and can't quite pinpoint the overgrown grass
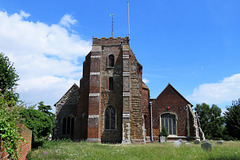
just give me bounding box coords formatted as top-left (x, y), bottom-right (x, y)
top-left (27, 140), bottom-right (240, 160)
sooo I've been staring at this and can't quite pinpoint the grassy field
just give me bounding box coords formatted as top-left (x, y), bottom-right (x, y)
top-left (27, 140), bottom-right (240, 160)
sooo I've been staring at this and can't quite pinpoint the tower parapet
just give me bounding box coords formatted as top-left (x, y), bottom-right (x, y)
top-left (92, 37), bottom-right (129, 46)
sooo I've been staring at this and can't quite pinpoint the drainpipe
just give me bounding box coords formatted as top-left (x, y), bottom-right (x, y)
top-left (150, 101), bottom-right (153, 141)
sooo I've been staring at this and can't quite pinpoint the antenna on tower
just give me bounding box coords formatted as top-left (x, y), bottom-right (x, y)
top-left (110, 14), bottom-right (114, 37)
top-left (127, 1), bottom-right (130, 39)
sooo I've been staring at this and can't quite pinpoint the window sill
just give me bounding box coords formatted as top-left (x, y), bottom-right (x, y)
top-left (104, 129), bottom-right (117, 131)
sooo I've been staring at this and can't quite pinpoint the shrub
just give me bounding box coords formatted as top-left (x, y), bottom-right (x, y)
top-left (159, 126), bottom-right (169, 138)
top-left (0, 92), bottom-right (24, 159)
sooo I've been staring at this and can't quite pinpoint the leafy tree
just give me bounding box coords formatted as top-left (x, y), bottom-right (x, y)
top-left (21, 108), bottom-right (53, 140)
top-left (38, 101), bottom-right (51, 114)
top-left (37, 101), bottom-right (55, 129)
top-left (0, 53), bottom-right (19, 101)
top-left (195, 103), bottom-right (224, 139)
top-left (21, 102), bottom-right (55, 140)
top-left (0, 53), bottom-right (23, 159)
top-left (224, 99), bottom-right (240, 140)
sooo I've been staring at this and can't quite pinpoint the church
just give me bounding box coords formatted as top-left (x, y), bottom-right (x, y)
top-left (53, 37), bottom-right (204, 143)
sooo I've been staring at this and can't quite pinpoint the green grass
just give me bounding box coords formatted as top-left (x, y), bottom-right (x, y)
top-left (27, 140), bottom-right (240, 160)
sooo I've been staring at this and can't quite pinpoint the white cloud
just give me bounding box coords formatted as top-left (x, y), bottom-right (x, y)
top-left (0, 10), bottom-right (91, 108)
top-left (20, 10), bottom-right (30, 18)
top-left (143, 78), bottom-right (149, 84)
top-left (60, 14), bottom-right (77, 28)
top-left (188, 74), bottom-right (240, 105)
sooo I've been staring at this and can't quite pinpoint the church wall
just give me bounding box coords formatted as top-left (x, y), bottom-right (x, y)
top-left (141, 87), bottom-right (150, 138)
top-left (129, 55), bottom-right (145, 143)
top-left (86, 47), bottom-right (102, 142)
top-left (54, 85), bottom-right (79, 139)
top-left (99, 40), bottom-right (123, 143)
top-left (74, 54), bottom-right (91, 140)
top-left (189, 108), bottom-right (195, 137)
top-left (152, 85), bottom-right (189, 139)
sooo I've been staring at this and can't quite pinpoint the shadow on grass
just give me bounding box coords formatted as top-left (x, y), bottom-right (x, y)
top-left (32, 140), bottom-right (44, 149)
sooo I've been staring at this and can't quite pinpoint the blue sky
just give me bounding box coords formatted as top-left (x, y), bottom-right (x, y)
top-left (0, 0), bottom-right (240, 112)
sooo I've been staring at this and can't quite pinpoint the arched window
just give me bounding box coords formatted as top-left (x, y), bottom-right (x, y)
top-left (71, 118), bottom-right (75, 137)
top-left (67, 117), bottom-right (70, 134)
top-left (62, 117), bottom-right (66, 134)
top-left (109, 77), bottom-right (113, 91)
top-left (62, 116), bottom-right (75, 136)
top-left (105, 106), bottom-right (116, 129)
top-left (161, 113), bottom-right (176, 135)
top-left (109, 55), bottom-right (114, 67)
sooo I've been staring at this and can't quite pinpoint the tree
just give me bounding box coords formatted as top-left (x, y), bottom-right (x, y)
top-left (224, 99), bottom-right (240, 140)
top-left (195, 103), bottom-right (224, 139)
top-left (21, 108), bottom-right (53, 140)
top-left (0, 53), bottom-right (19, 101)
top-left (0, 53), bottom-right (23, 159)
top-left (37, 101), bottom-right (55, 129)
top-left (38, 101), bottom-right (51, 114)
top-left (21, 102), bottom-right (55, 140)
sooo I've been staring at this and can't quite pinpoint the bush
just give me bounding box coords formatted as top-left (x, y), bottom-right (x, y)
top-left (159, 126), bottom-right (169, 138)
top-left (0, 92), bottom-right (24, 159)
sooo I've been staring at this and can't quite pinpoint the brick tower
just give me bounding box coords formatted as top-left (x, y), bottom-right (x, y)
top-left (73, 37), bottom-right (146, 143)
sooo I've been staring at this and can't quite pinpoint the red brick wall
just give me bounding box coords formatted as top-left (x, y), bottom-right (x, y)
top-left (152, 84), bottom-right (190, 138)
top-left (92, 37), bottom-right (129, 45)
top-left (141, 85), bottom-right (150, 137)
top-left (74, 53), bottom-right (91, 140)
top-left (0, 139), bottom-right (9, 160)
top-left (0, 124), bottom-right (32, 160)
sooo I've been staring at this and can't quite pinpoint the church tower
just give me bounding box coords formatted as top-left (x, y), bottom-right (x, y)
top-left (74, 37), bottom-right (146, 143)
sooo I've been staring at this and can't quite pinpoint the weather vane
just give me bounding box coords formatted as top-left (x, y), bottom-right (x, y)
top-left (110, 14), bottom-right (114, 37)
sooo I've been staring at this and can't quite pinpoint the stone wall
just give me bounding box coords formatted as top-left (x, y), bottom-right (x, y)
top-left (129, 52), bottom-right (145, 143)
top-left (100, 44), bottom-right (123, 143)
top-left (54, 84), bottom-right (80, 139)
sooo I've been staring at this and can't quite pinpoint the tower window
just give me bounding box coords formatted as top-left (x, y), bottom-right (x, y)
top-left (109, 55), bottom-right (114, 67)
top-left (109, 77), bottom-right (113, 91)
top-left (105, 106), bottom-right (116, 129)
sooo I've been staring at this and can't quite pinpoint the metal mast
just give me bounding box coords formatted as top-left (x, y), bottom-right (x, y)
top-left (110, 14), bottom-right (114, 37)
top-left (127, 1), bottom-right (130, 39)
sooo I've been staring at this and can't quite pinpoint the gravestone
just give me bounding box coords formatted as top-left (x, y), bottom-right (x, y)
top-left (174, 140), bottom-right (182, 147)
top-left (194, 140), bottom-right (200, 144)
top-left (202, 140), bottom-right (208, 143)
top-left (201, 142), bottom-right (212, 151)
top-left (160, 136), bottom-right (166, 143)
top-left (217, 140), bottom-right (223, 144)
top-left (48, 134), bottom-right (52, 141)
top-left (178, 139), bottom-right (183, 144)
